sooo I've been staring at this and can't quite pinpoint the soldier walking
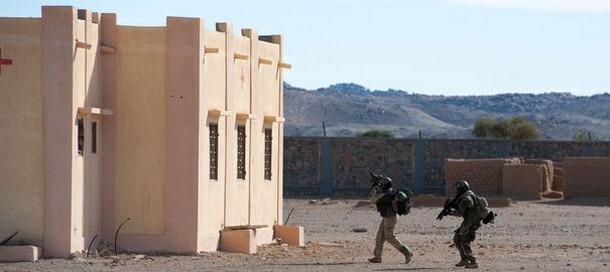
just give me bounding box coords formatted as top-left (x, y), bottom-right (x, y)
top-left (445, 180), bottom-right (481, 269)
top-left (367, 172), bottom-right (413, 264)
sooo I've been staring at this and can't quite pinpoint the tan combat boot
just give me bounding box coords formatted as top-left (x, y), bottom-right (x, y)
top-left (399, 247), bottom-right (413, 264)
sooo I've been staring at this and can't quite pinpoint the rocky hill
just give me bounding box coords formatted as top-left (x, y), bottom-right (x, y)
top-left (284, 82), bottom-right (610, 140)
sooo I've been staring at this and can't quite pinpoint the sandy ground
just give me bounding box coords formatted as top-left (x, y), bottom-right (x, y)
top-left (2, 197), bottom-right (610, 271)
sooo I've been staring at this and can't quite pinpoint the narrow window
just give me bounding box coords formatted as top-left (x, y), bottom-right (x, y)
top-left (264, 128), bottom-right (272, 180)
top-left (91, 122), bottom-right (97, 154)
top-left (237, 125), bottom-right (246, 179)
top-left (77, 117), bottom-right (84, 156)
top-left (209, 123), bottom-right (219, 180)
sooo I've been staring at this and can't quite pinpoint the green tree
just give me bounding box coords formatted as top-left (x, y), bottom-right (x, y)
top-left (472, 116), bottom-right (539, 140)
top-left (472, 116), bottom-right (495, 138)
top-left (358, 129), bottom-right (394, 138)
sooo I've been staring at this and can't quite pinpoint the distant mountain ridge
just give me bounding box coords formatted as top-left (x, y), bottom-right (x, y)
top-left (283, 82), bottom-right (610, 140)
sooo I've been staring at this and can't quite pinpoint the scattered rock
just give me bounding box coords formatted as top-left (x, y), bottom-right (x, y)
top-left (99, 249), bottom-right (114, 257)
top-left (352, 228), bottom-right (367, 233)
top-left (133, 254), bottom-right (146, 260)
top-left (320, 198), bottom-right (338, 205)
top-left (309, 198), bottom-right (338, 205)
top-left (72, 257), bottom-right (86, 262)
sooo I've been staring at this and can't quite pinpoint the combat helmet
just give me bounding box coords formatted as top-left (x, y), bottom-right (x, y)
top-left (379, 176), bottom-right (393, 191)
top-left (456, 180), bottom-right (470, 194)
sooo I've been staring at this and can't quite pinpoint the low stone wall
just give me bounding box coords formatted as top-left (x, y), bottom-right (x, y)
top-left (524, 159), bottom-right (553, 192)
top-left (564, 157), bottom-right (610, 198)
top-left (503, 164), bottom-right (543, 200)
top-left (283, 137), bottom-right (610, 197)
top-left (444, 158), bottom-right (521, 196)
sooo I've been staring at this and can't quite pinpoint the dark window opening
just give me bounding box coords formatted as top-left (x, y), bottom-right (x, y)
top-left (209, 123), bottom-right (219, 180)
top-left (237, 125), bottom-right (246, 179)
top-left (77, 117), bottom-right (84, 156)
top-left (91, 122), bottom-right (97, 154)
top-left (264, 128), bottom-right (272, 180)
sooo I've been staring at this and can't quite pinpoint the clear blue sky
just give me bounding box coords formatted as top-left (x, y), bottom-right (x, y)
top-left (6, 0), bottom-right (610, 95)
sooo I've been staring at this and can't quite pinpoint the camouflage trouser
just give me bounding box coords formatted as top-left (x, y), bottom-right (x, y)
top-left (453, 227), bottom-right (477, 262)
top-left (373, 214), bottom-right (411, 259)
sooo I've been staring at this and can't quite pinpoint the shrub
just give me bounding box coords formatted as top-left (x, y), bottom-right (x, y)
top-left (358, 129), bottom-right (394, 138)
top-left (472, 116), bottom-right (539, 140)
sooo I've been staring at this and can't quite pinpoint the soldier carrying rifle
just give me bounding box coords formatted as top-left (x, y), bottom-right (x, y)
top-left (437, 180), bottom-right (496, 269)
top-left (367, 171), bottom-right (414, 264)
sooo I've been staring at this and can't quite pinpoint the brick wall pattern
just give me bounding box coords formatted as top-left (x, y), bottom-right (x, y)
top-left (524, 159), bottom-right (554, 192)
top-left (444, 158), bottom-right (521, 196)
top-left (564, 157), bottom-right (610, 198)
top-left (503, 164), bottom-right (543, 200)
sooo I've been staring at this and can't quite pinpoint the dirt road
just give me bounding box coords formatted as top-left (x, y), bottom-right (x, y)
top-left (2, 197), bottom-right (609, 271)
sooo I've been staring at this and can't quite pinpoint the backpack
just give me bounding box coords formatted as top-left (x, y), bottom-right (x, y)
top-left (471, 193), bottom-right (495, 224)
top-left (392, 189), bottom-right (412, 216)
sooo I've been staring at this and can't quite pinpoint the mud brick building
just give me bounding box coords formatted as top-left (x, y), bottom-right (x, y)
top-left (0, 6), bottom-right (301, 260)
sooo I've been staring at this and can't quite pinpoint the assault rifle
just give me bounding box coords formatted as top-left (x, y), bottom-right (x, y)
top-left (436, 194), bottom-right (460, 220)
top-left (368, 170), bottom-right (383, 188)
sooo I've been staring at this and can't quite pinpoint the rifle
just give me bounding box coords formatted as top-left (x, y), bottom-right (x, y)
top-left (368, 170), bottom-right (382, 188)
top-left (436, 194), bottom-right (461, 220)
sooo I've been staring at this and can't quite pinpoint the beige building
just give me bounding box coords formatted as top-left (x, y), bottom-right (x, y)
top-left (0, 6), bottom-right (301, 260)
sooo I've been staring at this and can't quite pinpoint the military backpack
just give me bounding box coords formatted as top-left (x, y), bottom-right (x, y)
top-left (392, 189), bottom-right (412, 216)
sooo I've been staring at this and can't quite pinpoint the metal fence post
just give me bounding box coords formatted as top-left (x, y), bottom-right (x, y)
top-left (413, 139), bottom-right (425, 194)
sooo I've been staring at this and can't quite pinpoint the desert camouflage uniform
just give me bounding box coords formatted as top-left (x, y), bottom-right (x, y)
top-left (368, 187), bottom-right (413, 263)
top-left (451, 190), bottom-right (481, 266)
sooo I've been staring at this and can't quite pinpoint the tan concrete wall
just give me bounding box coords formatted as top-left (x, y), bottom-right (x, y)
top-left (115, 26), bottom-right (166, 234)
top-left (82, 11), bottom-right (102, 247)
top-left (258, 41), bottom-right (280, 116)
top-left (275, 36), bottom-right (285, 227)
top-left (444, 158), bottom-right (521, 196)
top-left (223, 25), bottom-right (251, 227)
top-left (249, 35), bottom-right (281, 230)
top-left (2, 8), bottom-right (287, 254)
top-left (0, 18), bottom-right (43, 245)
top-left (564, 157), bottom-right (610, 198)
top-left (233, 35), bottom-right (251, 113)
top-left (41, 6), bottom-right (83, 256)
top-left (503, 164), bottom-right (543, 200)
top-left (165, 16), bottom-right (201, 252)
top-left (71, 15), bottom-right (86, 250)
top-left (100, 12), bottom-right (119, 244)
top-left (199, 29), bottom-right (227, 251)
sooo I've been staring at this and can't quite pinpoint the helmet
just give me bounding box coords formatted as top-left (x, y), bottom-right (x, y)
top-left (380, 176), bottom-right (393, 191)
top-left (456, 180), bottom-right (470, 194)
